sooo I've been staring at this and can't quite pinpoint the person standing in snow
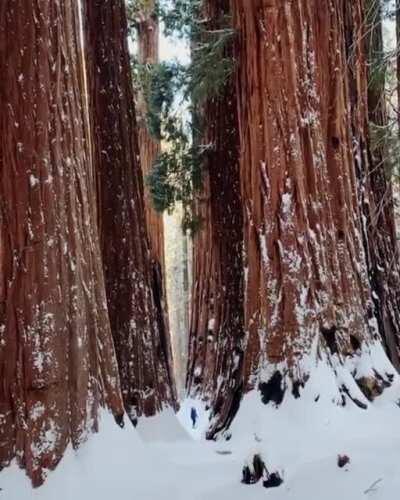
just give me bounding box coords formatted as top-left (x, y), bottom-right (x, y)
top-left (190, 407), bottom-right (198, 428)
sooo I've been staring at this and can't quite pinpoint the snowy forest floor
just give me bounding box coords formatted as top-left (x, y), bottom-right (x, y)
top-left (2, 395), bottom-right (400, 500)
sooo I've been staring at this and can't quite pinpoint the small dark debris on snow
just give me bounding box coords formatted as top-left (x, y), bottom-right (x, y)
top-left (216, 450), bottom-right (232, 455)
top-left (254, 433), bottom-right (262, 442)
top-left (337, 454), bottom-right (350, 468)
top-left (242, 454), bottom-right (266, 484)
top-left (386, 372), bottom-right (394, 383)
top-left (263, 472), bottom-right (283, 489)
top-left (364, 478), bottom-right (383, 494)
top-left (242, 454), bottom-right (283, 489)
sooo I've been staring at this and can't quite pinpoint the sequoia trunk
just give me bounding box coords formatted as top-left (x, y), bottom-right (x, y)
top-left (186, 0), bottom-right (245, 433)
top-left (136, 1), bottom-right (165, 272)
top-left (83, 0), bottom-right (177, 421)
top-left (0, 0), bottom-right (123, 485)
top-left (208, 0), bottom-right (399, 436)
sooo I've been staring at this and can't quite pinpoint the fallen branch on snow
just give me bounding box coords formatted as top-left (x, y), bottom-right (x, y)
top-left (364, 478), bottom-right (383, 494)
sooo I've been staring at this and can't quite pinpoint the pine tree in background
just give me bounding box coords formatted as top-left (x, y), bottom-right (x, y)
top-left (0, 0), bottom-right (123, 485)
top-left (83, 0), bottom-right (177, 423)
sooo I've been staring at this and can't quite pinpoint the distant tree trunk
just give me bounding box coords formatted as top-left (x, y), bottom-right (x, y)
top-left (186, 0), bottom-right (245, 434)
top-left (136, 1), bottom-right (166, 273)
top-left (0, 0), bottom-right (123, 486)
top-left (208, 0), bottom-right (399, 437)
top-left (164, 208), bottom-right (191, 394)
top-left (83, 0), bottom-right (177, 422)
top-left (364, 0), bottom-right (400, 369)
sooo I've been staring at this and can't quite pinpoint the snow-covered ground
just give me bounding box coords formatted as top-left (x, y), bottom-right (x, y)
top-left (2, 388), bottom-right (400, 500)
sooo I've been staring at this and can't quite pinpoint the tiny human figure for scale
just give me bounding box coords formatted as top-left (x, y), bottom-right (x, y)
top-left (190, 407), bottom-right (198, 429)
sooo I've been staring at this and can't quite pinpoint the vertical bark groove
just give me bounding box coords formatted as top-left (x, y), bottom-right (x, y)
top-left (136, 1), bottom-right (165, 273)
top-left (201, 0), bottom-right (400, 436)
top-left (186, 0), bottom-right (245, 433)
top-left (84, 0), bottom-right (177, 421)
top-left (0, 0), bottom-right (123, 485)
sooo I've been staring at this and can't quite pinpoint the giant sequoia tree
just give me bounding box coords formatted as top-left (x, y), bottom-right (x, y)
top-left (204, 0), bottom-right (400, 437)
top-left (2, 0), bottom-right (400, 489)
top-left (185, 0), bottom-right (245, 433)
top-left (0, 0), bottom-right (123, 485)
top-left (136, 0), bottom-right (166, 273)
top-left (84, 0), bottom-right (177, 421)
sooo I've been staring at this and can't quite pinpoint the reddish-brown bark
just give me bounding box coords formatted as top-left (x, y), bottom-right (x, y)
top-left (136, 1), bottom-right (165, 272)
top-left (234, 0), bottom-right (358, 379)
top-left (0, 0), bottom-right (123, 486)
top-left (203, 0), bottom-right (399, 435)
top-left (186, 0), bottom-right (245, 432)
top-left (83, 0), bottom-right (177, 421)
top-left (135, 1), bottom-right (172, 384)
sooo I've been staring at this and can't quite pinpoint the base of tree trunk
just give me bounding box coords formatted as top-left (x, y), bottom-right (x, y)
top-left (207, 341), bottom-right (399, 441)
